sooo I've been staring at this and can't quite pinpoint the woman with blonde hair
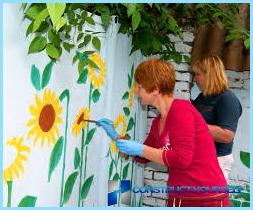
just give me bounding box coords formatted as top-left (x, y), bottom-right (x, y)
top-left (97, 58), bottom-right (230, 206)
top-left (192, 55), bottom-right (242, 181)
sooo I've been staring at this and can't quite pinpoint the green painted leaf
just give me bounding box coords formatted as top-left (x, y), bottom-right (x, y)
top-left (41, 61), bottom-right (54, 89)
top-left (85, 128), bottom-right (96, 145)
top-left (85, 16), bottom-right (95, 25)
top-left (81, 175), bottom-right (94, 200)
top-left (63, 42), bottom-right (74, 53)
top-left (63, 171), bottom-right (79, 204)
top-left (122, 91), bottom-right (129, 100)
top-left (78, 61), bottom-right (85, 75)
top-left (109, 161), bottom-right (113, 180)
top-left (132, 10), bottom-right (141, 31)
top-left (28, 36), bottom-right (47, 54)
top-left (123, 163), bottom-right (130, 179)
top-left (128, 74), bottom-right (132, 88)
top-left (59, 89), bottom-right (69, 102)
top-left (126, 4), bottom-right (137, 17)
top-left (48, 29), bottom-right (61, 46)
top-left (131, 64), bottom-right (134, 79)
top-left (46, 44), bottom-right (61, 59)
top-left (240, 151), bottom-right (250, 168)
top-left (48, 136), bottom-right (64, 182)
top-left (74, 148), bottom-right (81, 169)
top-left (46, 3), bottom-right (66, 30)
top-left (31, 65), bottom-right (41, 91)
top-left (127, 117), bottom-right (134, 131)
top-left (83, 34), bottom-right (91, 46)
top-left (18, 195), bottom-right (37, 207)
top-left (32, 8), bottom-right (49, 32)
top-left (112, 173), bottom-right (120, 180)
top-left (123, 107), bottom-right (130, 116)
top-left (77, 68), bottom-right (88, 84)
top-left (86, 57), bottom-right (99, 69)
top-left (56, 17), bottom-right (67, 32)
top-left (72, 54), bottom-right (78, 64)
top-left (92, 37), bottom-right (101, 51)
top-left (92, 89), bottom-right (101, 103)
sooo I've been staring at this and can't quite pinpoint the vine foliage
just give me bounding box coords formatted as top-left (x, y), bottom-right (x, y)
top-left (21, 3), bottom-right (249, 64)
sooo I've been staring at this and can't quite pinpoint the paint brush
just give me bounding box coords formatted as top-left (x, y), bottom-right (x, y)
top-left (82, 119), bottom-right (129, 140)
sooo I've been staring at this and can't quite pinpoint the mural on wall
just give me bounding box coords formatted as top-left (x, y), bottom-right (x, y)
top-left (3, 4), bottom-right (146, 207)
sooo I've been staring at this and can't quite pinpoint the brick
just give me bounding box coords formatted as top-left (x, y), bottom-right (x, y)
top-left (142, 196), bottom-right (167, 207)
top-left (174, 90), bottom-right (190, 99)
top-left (171, 61), bottom-right (191, 72)
top-left (176, 72), bottom-right (192, 82)
top-left (183, 31), bottom-right (194, 42)
top-left (175, 81), bottom-right (190, 91)
top-left (175, 42), bottom-right (192, 53)
top-left (144, 179), bottom-right (167, 186)
top-left (144, 169), bottom-right (153, 179)
top-left (151, 192), bottom-right (168, 200)
top-left (153, 171), bottom-right (169, 181)
top-left (243, 79), bottom-right (249, 90)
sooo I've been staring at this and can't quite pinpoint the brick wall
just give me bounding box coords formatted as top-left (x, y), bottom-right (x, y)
top-left (142, 29), bottom-right (250, 207)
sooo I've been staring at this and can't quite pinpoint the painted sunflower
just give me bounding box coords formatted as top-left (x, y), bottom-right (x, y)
top-left (3, 137), bottom-right (31, 182)
top-left (110, 114), bottom-right (127, 154)
top-left (72, 107), bottom-right (90, 136)
top-left (27, 89), bottom-right (62, 147)
top-left (87, 53), bottom-right (106, 89)
top-left (128, 83), bottom-right (136, 108)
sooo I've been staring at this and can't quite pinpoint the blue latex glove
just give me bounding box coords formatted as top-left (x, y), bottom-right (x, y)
top-left (116, 140), bottom-right (144, 157)
top-left (96, 118), bottom-right (119, 140)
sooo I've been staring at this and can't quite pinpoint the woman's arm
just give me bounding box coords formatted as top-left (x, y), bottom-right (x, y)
top-left (208, 124), bottom-right (235, 143)
top-left (142, 146), bottom-right (165, 166)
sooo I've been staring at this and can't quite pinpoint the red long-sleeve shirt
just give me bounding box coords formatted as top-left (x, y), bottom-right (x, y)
top-left (135, 99), bottom-right (227, 195)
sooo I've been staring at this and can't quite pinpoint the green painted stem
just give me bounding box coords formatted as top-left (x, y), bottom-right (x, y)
top-left (7, 181), bottom-right (12, 207)
top-left (130, 113), bottom-right (137, 206)
top-left (118, 158), bottom-right (123, 206)
top-left (78, 129), bottom-right (85, 206)
top-left (59, 89), bottom-right (70, 207)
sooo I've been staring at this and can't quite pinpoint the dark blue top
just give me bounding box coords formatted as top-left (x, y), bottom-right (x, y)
top-left (192, 90), bottom-right (242, 156)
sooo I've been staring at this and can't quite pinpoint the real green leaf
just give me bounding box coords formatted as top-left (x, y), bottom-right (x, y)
top-left (31, 64), bottom-right (41, 91)
top-left (74, 148), bottom-right (81, 169)
top-left (28, 36), bottom-right (47, 54)
top-left (55, 17), bottom-right (67, 32)
top-left (41, 61), bottom-right (54, 89)
top-left (25, 4), bottom-right (44, 20)
top-left (63, 171), bottom-right (79, 204)
top-left (63, 42), bottom-right (74, 53)
top-left (46, 3), bottom-right (66, 31)
top-left (46, 44), bottom-right (61, 59)
top-left (92, 89), bottom-right (101, 103)
top-left (81, 175), bottom-right (94, 200)
top-left (92, 37), bottom-right (101, 51)
top-left (48, 30), bottom-right (61, 46)
top-left (77, 33), bottom-right (84, 42)
top-left (48, 136), bottom-right (64, 182)
top-left (85, 16), bottom-right (95, 25)
top-left (32, 8), bottom-right (49, 32)
top-left (132, 10), bottom-right (141, 31)
top-left (85, 128), bottom-right (96, 145)
top-left (18, 196), bottom-right (37, 207)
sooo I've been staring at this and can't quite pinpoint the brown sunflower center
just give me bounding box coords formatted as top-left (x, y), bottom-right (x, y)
top-left (39, 104), bottom-right (56, 132)
top-left (77, 113), bottom-right (84, 125)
